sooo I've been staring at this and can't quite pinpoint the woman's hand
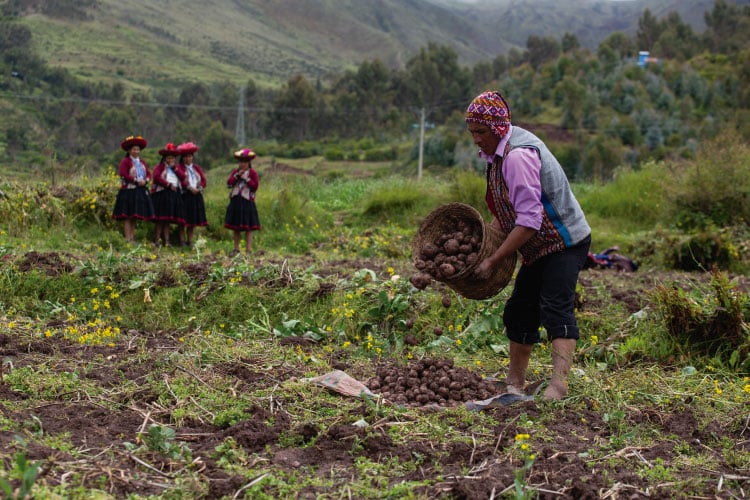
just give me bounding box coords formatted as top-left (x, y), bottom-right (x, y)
top-left (474, 257), bottom-right (495, 280)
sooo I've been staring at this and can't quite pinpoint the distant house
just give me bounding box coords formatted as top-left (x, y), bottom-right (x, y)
top-left (638, 51), bottom-right (661, 67)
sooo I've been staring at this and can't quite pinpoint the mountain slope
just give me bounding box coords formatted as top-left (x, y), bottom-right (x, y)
top-left (7, 0), bottom-right (725, 91)
top-left (429, 0), bottom-right (723, 49)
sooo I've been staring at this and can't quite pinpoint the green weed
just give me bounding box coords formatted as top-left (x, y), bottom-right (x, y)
top-left (0, 446), bottom-right (42, 500)
top-left (651, 269), bottom-right (749, 371)
top-left (125, 424), bottom-right (192, 462)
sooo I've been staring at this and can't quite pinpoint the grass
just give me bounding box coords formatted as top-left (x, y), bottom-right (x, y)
top-left (0, 150), bottom-right (748, 498)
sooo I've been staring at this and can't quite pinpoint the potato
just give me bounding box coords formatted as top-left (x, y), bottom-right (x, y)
top-left (421, 242), bottom-right (439, 259)
top-left (443, 238), bottom-right (460, 255)
top-left (439, 263), bottom-right (455, 277)
top-left (409, 273), bottom-right (431, 290)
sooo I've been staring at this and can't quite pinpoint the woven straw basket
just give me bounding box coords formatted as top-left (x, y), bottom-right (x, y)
top-left (412, 203), bottom-right (516, 299)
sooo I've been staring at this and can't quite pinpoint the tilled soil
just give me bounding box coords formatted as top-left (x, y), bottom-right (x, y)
top-left (1, 253), bottom-right (748, 498)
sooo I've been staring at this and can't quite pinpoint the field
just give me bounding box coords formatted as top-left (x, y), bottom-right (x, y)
top-left (0, 157), bottom-right (749, 499)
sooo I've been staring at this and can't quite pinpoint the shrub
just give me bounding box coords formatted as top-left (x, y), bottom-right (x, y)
top-left (667, 131), bottom-right (750, 229)
top-left (362, 147), bottom-right (396, 162)
top-left (651, 269), bottom-right (749, 372)
top-left (324, 147), bottom-right (347, 161)
top-left (412, 132), bottom-right (458, 167)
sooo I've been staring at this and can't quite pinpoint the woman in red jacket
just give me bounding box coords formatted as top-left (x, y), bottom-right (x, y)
top-left (150, 143), bottom-right (186, 247)
top-left (224, 148), bottom-right (261, 255)
top-left (112, 135), bottom-right (154, 242)
top-left (176, 142), bottom-right (208, 247)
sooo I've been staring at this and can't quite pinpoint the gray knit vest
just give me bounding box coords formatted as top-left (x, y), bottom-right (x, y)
top-left (486, 126), bottom-right (590, 264)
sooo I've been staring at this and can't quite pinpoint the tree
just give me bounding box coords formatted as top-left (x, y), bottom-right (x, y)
top-left (492, 54), bottom-right (508, 78)
top-left (598, 32), bottom-right (634, 60)
top-left (271, 74), bottom-right (317, 141)
top-left (561, 33), bottom-right (580, 54)
top-left (399, 43), bottom-right (471, 122)
top-left (707, 0), bottom-right (750, 59)
top-left (583, 135), bottom-right (623, 181)
top-left (174, 108), bottom-right (212, 147)
top-left (352, 59), bottom-right (395, 133)
top-left (653, 12), bottom-right (699, 61)
top-left (636, 9), bottom-right (662, 51)
top-left (526, 35), bottom-right (560, 70)
top-left (5, 126), bottom-right (28, 159)
top-left (471, 61), bottom-right (494, 89)
top-left (555, 76), bottom-right (585, 131)
top-left (507, 47), bottom-right (525, 68)
top-left (178, 83), bottom-right (210, 120)
top-left (93, 107), bottom-right (138, 153)
top-left (605, 115), bottom-right (641, 146)
top-left (211, 80), bottom-right (240, 128)
top-left (200, 121), bottom-right (236, 169)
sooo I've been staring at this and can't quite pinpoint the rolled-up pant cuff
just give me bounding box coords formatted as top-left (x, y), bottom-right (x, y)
top-left (546, 324), bottom-right (580, 341)
top-left (507, 330), bottom-right (541, 345)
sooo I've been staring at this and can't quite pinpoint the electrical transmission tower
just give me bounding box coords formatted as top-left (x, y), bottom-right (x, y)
top-left (235, 86), bottom-right (246, 146)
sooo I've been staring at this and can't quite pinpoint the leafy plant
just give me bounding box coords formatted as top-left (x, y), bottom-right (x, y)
top-left (273, 316), bottom-right (326, 342)
top-left (0, 450), bottom-right (42, 500)
top-left (125, 424), bottom-right (192, 462)
top-left (603, 409), bottom-right (635, 448)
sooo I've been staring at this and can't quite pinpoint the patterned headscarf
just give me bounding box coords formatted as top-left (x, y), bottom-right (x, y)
top-left (465, 90), bottom-right (512, 138)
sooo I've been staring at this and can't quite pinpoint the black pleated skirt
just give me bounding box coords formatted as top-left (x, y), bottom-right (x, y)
top-left (182, 192), bottom-right (208, 227)
top-left (112, 187), bottom-right (154, 220)
top-left (151, 189), bottom-right (185, 224)
top-left (224, 196), bottom-right (261, 231)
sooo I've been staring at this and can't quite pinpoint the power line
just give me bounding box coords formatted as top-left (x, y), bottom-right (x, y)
top-left (0, 90), bottom-right (469, 115)
top-left (0, 90), bottom-right (603, 133)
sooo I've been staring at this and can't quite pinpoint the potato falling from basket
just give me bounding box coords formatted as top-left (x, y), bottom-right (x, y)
top-left (410, 203), bottom-right (517, 300)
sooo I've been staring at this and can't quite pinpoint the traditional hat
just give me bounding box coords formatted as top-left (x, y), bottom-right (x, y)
top-left (121, 135), bottom-right (148, 151)
top-left (158, 143), bottom-right (180, 157)
top-left (233, 148), bottom-right (257, 161)
top-left (177, 142), bottom-right (199, 155)
top-left (465, 90), bottom-right (512, 138)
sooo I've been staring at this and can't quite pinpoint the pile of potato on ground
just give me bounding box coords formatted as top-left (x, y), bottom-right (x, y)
top-left (410, 219), bottom-right (483, 290)
top-left (366, 357), bottom-right (500, 406)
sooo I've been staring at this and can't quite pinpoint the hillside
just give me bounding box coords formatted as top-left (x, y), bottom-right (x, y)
top-left (10, 0), bottom-right (514, 90)
top-left (446, 0), bottom-right (723, 49)
top-left (4, 0), bottom-right (724, 90)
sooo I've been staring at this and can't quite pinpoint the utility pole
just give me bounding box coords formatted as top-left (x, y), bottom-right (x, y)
top-left (235, 86), bottom-right (246, 147)
top-left (417, 107), bottom-right (425, 181)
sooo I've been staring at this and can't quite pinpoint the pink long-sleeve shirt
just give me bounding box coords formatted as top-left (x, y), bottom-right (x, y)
top-left (479, 125), bottom-right (544, 231)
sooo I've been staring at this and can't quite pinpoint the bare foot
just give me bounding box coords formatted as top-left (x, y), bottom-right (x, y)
top-left (506, 384), bottom-right (524, 395)
top-left (542, 380), bottom-right (568, 400)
